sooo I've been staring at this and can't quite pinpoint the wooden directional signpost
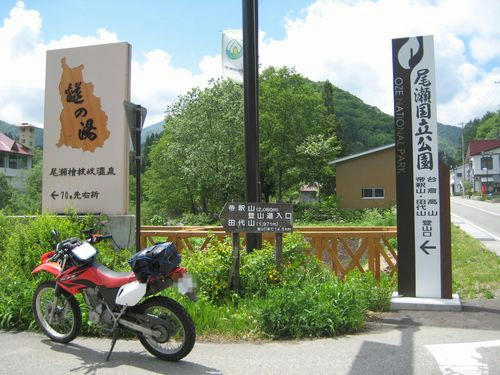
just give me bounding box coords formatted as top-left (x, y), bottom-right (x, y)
top-left (220, 202), bottom-right (293, 289)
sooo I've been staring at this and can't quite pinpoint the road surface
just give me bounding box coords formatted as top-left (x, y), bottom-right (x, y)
top-left (1, 299), bottom-right (499, 375)
top-left (450, 196), bottom-right (500, 255)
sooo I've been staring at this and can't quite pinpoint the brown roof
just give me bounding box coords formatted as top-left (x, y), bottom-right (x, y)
top-left (467, 140), bottom-right (500, 157)
top-left (0, 132), bottom-right (33, 156)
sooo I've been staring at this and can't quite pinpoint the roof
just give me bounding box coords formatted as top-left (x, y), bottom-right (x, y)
top-left (467, 140), bottom-right (500, 157)
top-left (330, 143), bottom-right (395, 165)
top-left (300, 184), bottom-right (319, 192)
top-left (0, 132), bottom-right (33, 156)
top-left (19, 122), bottom-right (37, 128)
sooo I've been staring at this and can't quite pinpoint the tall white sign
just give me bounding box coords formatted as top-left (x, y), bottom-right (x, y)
top-left (408, 36), bottom-right (441, 297)
top-left (42, 42), bottom-right (131, 215)
top-left (222, 29), bottom-right (243, 83)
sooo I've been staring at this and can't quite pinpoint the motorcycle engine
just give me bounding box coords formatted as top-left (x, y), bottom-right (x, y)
top-left (83, 287), bottom-right (115, 326)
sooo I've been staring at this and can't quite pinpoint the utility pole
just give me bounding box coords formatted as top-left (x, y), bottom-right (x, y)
top-left (242, 0), bottom-right (261, 252)
top-left (461, 122), bottom-right (465, 198)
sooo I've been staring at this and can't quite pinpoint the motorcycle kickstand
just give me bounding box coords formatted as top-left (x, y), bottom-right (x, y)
top-left (105, 326), bottom-right (121, 362)
top-left (105, 307), bottom-right (127, 362)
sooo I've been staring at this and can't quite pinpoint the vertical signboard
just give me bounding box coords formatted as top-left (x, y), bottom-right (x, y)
top-left (42, 42), bottom-right (131, 215)
top-left (222, 29), bottom-right (244, 83)
top-left (392, 36), bottom-right (442, 298)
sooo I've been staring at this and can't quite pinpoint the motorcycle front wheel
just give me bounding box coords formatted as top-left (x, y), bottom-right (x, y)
top-left (134, 296), bottom-right (196, 361)
top-left (32, 280), bottom-right (82, 344)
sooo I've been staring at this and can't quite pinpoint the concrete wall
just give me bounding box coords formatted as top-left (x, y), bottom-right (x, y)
top-left (336, 148), bottom-right (396, 209)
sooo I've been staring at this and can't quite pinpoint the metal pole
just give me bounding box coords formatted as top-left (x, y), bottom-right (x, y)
top-left (242, 0), bottom-right (261, 252)
top-left (135, 106), bottom-right (142, 252)
top-left (461, 122), bottom-right (465, 198)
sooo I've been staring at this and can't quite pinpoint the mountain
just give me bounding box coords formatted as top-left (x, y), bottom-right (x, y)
top-left (141, 120), bottom-right (165, 144)
top-left (319, 81), bottom-right (462, 165)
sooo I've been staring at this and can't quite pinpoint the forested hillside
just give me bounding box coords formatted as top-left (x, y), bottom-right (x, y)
top-left (464, 110), bottom-right (500, 144)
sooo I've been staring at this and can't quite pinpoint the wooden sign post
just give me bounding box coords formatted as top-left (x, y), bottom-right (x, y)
top-left (220, 202), bottom-right (293, 290)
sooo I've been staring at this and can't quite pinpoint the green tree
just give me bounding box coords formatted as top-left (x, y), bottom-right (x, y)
top-left (143, 79), bottom-right (245, 220)
top-left (476, 110), bottom-right (500, 139)
top-left (259, 67), bottom-right (339, 201)
top-left (0, 174), bottom-right (13, 209)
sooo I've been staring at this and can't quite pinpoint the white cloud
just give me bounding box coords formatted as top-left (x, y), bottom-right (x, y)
top-left (259, 0), bottom-right (500, 125)
top-left (0, 2), bottom-right (221, 127)
top-left (0, 0), bottom-right (498, 129)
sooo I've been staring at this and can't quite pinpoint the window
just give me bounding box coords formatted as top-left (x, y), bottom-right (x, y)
top-left (8, 154), bottom-right (17, 169)
top-left (457, 172), bottom-right (462, 177)
top-left (362, 188), bottom-right (385, 199)
top-left (18, 156), bottom-right (27, 169)
top-left (0, 153), bottom-right (5, 167)
top-left (481, 157), bottom-right (493, 170)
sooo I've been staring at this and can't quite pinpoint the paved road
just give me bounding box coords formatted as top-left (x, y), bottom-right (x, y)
top-left (1, 299), bottom-right (499, 375)
top-left (450, 196), bottom-right (500, 255)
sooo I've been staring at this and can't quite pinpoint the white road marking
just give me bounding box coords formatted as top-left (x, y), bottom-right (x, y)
top-left (451, 213), bottom-right (500, 242)
top-left (426, 340), bottom-right (500, 375)
top-left (452, 200), bottom-right (500, 217)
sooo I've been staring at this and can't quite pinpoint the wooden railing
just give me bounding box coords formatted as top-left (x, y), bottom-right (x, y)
top-left (140, 226), bottom-right (398, 280)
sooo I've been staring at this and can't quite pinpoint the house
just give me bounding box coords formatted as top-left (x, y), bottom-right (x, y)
top-left (450, 164), bottom-right (466, 195)
top-left (330, 144), bottom-right (396, 209)
top-left (299, 183), bottom-right (319, 204)
top-left (0, 132), bottom-right (33, 191)
top-left (465, 139), bottom-right (500, 194)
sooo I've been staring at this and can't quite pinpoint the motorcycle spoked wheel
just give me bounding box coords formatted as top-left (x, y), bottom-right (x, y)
top-left (32, 280), bottom-right (82, 344)
top-left (134, 296), bottom-right (196, 361)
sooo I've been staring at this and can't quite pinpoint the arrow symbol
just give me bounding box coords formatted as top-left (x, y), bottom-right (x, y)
top-left (420, 240), bottom-right (436, 255)
top-left (50, 191), bottom-right (59, 200)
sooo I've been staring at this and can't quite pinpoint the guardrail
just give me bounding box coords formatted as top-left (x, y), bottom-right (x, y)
top-left (140, 226), bottom-right (398, 280)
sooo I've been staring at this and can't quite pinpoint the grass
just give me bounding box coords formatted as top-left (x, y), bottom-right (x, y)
top-left (451, 225), bottom-right (500, 299)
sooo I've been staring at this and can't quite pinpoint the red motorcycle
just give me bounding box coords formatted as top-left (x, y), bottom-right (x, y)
top-left (31, 229), bottom-right (196, 361)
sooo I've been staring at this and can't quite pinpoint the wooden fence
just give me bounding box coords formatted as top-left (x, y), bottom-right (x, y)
top-left (140, 226), bottom-right (398, 280)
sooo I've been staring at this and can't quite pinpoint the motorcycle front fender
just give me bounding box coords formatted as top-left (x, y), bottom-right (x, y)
top-left (32, 262), bottom-right (61, 276)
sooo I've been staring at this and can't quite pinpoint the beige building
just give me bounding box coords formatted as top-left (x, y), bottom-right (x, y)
top-left (330, 144), bottom-right (396, 209)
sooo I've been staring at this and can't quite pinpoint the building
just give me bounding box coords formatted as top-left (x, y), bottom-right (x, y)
top-left (0, 132), bottom-right (33, 191)
top-left (330, 144), bottom-right (396, 209)
top-left (465, 140), bottom-right (500, 194)
top-left (17, 122), bottom-right (37, 149)
top-left (450, 164), bottom-right (466, 195)
top-left (299, 183), bottom-right (319, 204)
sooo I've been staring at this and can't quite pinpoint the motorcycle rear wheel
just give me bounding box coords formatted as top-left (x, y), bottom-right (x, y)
top-left (134, 296), bottom-right (195, 361)
top-left (32, 280), bottom-right (82, 344)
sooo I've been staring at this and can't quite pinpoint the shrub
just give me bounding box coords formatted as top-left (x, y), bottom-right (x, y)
top-left (0, 214), bottom-right (130, 332)
top-left (259, 277), bottom-right (366, 338)
top-left (345, 270), bottom-right (396, 311)
top-left (181, 237), bottom-right (233, 303)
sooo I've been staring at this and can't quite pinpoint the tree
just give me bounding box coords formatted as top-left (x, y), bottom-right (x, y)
top-left (0, 174), bottom-right (13, 209)
top-left (475, 110), bottom-right (500, 139)
top-left (143, 79), bottom-right (246, 219)
top-left (259, 67), bottom-right (339, 201)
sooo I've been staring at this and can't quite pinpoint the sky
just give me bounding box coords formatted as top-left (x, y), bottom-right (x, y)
top-left (0, 0), bottom-right (499, 128)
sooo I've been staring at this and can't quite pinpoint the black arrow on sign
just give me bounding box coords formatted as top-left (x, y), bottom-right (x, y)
top-left (50, 191), bottom-right (59, 200)
top-left (419, 240), bottom-right (436, 255)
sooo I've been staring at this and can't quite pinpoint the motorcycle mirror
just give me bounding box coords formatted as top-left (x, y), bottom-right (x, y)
top-left (50, 229), bottom-right (60, 242)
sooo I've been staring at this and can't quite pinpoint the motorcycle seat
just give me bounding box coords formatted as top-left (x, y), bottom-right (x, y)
top-left (92, 262), bottom-right (137, 288)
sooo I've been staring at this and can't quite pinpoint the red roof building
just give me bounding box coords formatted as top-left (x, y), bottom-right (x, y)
top-left (466, 140), bottom-right (500, 158)
top-left (465, 139), bottom-right (500, 194)
top-left (0, 132), bottom-right (33, 191)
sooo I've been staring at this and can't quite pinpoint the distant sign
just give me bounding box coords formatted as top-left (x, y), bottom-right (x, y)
top-left (42, 42), bottom-right (131, 215)
top-left (220, 202), bottom-right (293, 233)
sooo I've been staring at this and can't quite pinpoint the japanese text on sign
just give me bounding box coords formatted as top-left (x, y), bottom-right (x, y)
top-left (221, 202), bottom-right (293, 233)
